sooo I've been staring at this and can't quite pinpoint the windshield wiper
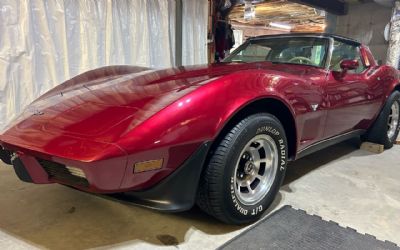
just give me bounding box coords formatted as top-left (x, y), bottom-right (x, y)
top-left (221, 60), bottom-right (247, 64)
top-left (270, 61), bottom-right (319, 68)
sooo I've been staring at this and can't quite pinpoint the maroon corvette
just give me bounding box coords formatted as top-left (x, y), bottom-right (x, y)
top-left (1, 34), bottom-right (400, 224)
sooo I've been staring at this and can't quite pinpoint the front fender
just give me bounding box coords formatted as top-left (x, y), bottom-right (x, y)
top-left (115, 70), bottom-right (298, 191)
top-left (118, 70), bottom-right (297, 154)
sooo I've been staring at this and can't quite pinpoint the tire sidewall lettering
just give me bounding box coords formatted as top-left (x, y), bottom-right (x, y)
top-left (230, 177), bottom-right (248, 215)
top-left (256, 126), bottom-right (280, 136)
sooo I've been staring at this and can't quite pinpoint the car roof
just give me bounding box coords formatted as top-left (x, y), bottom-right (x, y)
top-left (248, 33), bottom-right (361, 46)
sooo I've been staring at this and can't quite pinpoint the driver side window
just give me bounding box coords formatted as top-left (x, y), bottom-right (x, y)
top-left (330, 41), bottom-right (366, 73)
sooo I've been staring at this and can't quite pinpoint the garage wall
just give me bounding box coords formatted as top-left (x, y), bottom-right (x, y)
top-left (335, 2), bottom-right (392, 63)
top-left (0, 0), bottom-right (208, 131)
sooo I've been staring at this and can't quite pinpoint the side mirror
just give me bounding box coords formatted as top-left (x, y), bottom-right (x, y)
top-left (334, 59), bottom-right (359, 79)
top-left (340, 59), bottom-right (359, 71)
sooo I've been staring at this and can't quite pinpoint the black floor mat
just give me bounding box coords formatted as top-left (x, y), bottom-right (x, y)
top-left (219, 205), bottom-right (399, 250)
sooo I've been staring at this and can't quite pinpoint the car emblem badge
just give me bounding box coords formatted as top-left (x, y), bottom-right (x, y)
top-left (311, 104), bottom-right (319, 112)
top-left (32, 109), bottom-right (44, 116)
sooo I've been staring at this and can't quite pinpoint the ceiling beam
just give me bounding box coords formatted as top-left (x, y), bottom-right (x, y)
top-left (289, 0), bottom-right (348, 15)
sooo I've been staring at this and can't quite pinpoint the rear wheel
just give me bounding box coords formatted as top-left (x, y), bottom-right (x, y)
top-left (196, 113), bottom-right (288, 224)
top-left (387, 101), bottom-right (400, 140)
top-left (364, 91), bottom-right (400, 149)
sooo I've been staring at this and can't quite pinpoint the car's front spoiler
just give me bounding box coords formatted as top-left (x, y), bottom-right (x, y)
top-left (108, 141), bottom-right (211, 212)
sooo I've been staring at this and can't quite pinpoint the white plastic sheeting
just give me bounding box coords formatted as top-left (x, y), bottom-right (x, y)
top-left (0, 0), bottom-right (208, 130)
top-left (182, 0), bottom-right (208, 65)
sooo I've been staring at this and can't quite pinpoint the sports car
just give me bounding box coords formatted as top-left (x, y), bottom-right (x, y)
top-left (1, 33), bottom-right (399, 224)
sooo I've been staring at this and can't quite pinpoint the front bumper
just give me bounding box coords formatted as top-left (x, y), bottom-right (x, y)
top-left (3, 141), bottom-right (212, 211)
top-left (8, 150), bottom-right (128, 193)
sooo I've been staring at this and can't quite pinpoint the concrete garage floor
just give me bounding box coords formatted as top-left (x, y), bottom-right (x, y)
top-left (0, 138), bottom-right (399, 249)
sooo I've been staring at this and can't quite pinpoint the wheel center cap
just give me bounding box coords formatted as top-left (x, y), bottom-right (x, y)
top-left (244, 161), bottom-right (255, 174)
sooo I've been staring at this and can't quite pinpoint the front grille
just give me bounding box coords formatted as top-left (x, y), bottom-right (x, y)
top-left (38, 159), bottom-right (89, 188)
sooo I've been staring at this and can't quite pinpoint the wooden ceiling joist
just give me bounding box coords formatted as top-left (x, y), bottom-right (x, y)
top-left (229, 0), bottom-right (326, 33)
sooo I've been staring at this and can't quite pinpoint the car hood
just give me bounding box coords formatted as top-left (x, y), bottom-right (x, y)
top-left (1, 65), bottom-right (217, 143)
top-left (1, 62), bottom-right (307, 144)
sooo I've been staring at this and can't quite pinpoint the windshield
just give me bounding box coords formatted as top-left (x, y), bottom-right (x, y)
top-left (224, 37), bottom-right (329, 68)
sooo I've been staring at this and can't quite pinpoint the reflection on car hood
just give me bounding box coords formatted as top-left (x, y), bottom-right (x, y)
top-left (1, 62), bottom-right (310, 143)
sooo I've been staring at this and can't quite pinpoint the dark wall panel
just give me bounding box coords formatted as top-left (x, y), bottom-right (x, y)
top-left (290, 0), bottom-right (348, 15)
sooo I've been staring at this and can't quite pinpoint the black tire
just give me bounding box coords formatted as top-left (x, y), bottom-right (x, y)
top-left (364, 91), bottom-right (400, 149)
top-left (196, 113), bottom-right (288, 224)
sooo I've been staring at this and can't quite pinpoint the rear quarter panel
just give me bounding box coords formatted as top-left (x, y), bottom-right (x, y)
top-left (381, 65), bottom-right (400, 98)
top-left (361, 45), bottom-right (400, 101)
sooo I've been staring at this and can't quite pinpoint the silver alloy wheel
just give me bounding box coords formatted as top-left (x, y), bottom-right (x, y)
top-left (233, 134), bottom-right (278, 206)
top-left (387, 101), bottom-right (400, 139)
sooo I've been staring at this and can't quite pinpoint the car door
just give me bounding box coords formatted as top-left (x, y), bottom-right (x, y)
top-left (323, 40), bottom-right (381, 138)
top-left (266, 38), bottom-right (329, 149)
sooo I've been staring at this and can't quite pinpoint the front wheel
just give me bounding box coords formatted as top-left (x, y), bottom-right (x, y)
top-left (364, 91), bottom-right (400, 149)
top-left (196, 113), bottom-right (288, 224)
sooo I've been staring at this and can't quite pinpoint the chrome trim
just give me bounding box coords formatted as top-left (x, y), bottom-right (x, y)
top-left (387, 101), bottom-right (400, 139)
top-left (325, 37), bottom-right (335, 70)
top-left (250, 33), bottom-right (360, 46)
top-left (66, 166), bottom-right (86, 178)
top-left (296, 129), bottom-right (365, 160)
